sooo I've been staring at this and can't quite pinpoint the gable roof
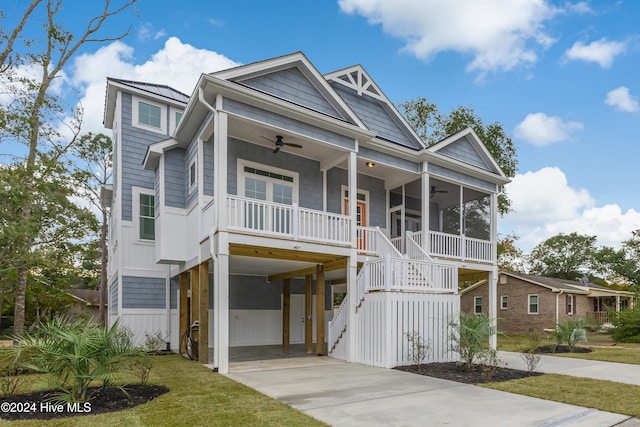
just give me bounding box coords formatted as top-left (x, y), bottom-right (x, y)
top-left (325, 65), bottom-right (425, 150)
top-left (428, 128), bottom-right (506, 179)
top-left (210, 52), bottom-right (366, 129)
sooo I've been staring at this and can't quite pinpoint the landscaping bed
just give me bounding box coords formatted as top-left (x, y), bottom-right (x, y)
top-left (396, 362), bottom-right (541, 384)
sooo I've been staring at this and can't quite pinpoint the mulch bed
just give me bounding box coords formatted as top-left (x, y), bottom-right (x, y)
top-left (396, 362), bottom-right (542, 384)
top-left (537, 345), bottom-right (592, 354)
top-left (0, 384), bottom-right (169, 421)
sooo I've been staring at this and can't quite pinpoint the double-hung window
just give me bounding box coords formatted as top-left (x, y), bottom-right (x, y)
top-left (474, 296), bottom-right (482, 314)
top-left (528, 294), bottom-right (539, 314)
top-left (566, 295), bottom-right (574, 315)
top-left (139, 193), bottom-right (155, 240)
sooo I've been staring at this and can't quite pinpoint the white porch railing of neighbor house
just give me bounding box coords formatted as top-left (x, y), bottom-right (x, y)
top-left (226, 196), bottom-right (351, 245)
top-left (356, 226), bottom-right (403, 258)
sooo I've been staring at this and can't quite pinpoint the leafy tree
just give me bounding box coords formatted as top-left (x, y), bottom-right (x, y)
top-left (400, 97), bottom-right (517, 214)
top-left (0, 0), bottom-right (137, 339)
top-left (73, 133), bottom-right (112, 325)
top-left (497, 233), bottom-right (525, 272)
top-left (527, 232), bottom-right (598, 280)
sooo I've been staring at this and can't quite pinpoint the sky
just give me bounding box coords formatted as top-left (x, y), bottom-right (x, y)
top-left (3, 0), bottom-right (640, 254)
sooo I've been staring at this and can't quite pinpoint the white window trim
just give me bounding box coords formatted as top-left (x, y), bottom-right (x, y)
top-left (132, 95), bottom-right (166, 134)
top-left (528, 294), bottom-right (539, 315)
top-left (170, 107), bottom-right (183, 135)
top-left (237, 159), bottom-right (299, 204)
top-left (133, 186), bottom-right (155, 243)
top-left (567, 294), bottom-right (574, 315)
top-left (188, 158), bottom-right (197, 194)
top-left (474, 296), bottom-right (482, 314)
top-left (500, 295), bottom-right (508, 310)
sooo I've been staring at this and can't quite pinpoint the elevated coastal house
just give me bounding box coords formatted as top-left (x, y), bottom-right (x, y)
top-left (102, 52), bottom-right (509, 373)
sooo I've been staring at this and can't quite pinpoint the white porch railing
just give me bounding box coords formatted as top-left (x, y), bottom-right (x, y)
top-left (356, 226), bottom-right (403, 258)
top-left (226, 195), bottom-right (351, 245)
top-left (424, 230), bottom-right (494, 263)
top-left (406, 231), bottom-right (432, 261)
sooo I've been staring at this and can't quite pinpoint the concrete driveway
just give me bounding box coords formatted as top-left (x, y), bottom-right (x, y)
top-left (226, 357), bottom-right (632, 427)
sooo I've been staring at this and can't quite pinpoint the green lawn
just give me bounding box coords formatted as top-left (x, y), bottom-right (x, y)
top-left (0, 355), bottom-right (326, 427)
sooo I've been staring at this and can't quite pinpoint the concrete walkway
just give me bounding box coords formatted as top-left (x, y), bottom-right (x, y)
top-left (226, 355), bottom-right (639, 427)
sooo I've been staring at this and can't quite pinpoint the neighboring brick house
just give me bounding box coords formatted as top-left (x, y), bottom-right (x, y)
top-left (460, 271), bottom-right (633, 335)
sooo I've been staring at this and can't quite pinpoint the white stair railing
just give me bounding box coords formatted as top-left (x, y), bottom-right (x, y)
top-left (328, 296), bottom-right (348, 352)
top-left (406, 231), bottom-right (433, 261)
top-left (356, 226), bottom-right (402, 258)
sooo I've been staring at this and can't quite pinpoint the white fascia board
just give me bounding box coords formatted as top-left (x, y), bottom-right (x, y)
top-left (422, 149), bottom-right (510, 186)
top-left (142, 138), bottom-right (179, 171)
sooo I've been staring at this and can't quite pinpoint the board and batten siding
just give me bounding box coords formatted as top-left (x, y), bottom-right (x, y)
top-left (120, 93), bottom-right (171, 220)
top-left (121, 276), bottom-right (166, 309)
top-left (241, 67), bottom-right (343, 119)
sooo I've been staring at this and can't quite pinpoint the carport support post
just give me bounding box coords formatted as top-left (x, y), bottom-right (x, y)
top-left (179, 272), bottom-right (188, 354)
top-left (347, 251), bottom-right (357, 362)
top-left (189, 266), bottom-right (200, 353)
top-left (199, 261), bottom-right (209, 363)
top-left (282, 278), bottom-right (290, 350)
top-left (305, 275), bottom-right (313, 353)
top-left (316, 265), bottom-right (326, 355)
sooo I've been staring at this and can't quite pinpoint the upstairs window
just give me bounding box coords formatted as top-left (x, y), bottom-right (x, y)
top-left (139, 193), bottom-right (155, 240)
top-left (188, 159), bottom-right (197, 193)
top-left (138, 102), bottom-right (161, 128)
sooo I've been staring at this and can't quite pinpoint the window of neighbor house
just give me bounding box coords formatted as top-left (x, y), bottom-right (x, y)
top-left (138, 101), bottom-right (161, 128)
top-left (139, 193), bottom-right (155, 240)
top-left (528, 294), bottom-right (539, 314)
top-left (474, 296), bottom-right (482, 314)
top-left (566, 294), bottom-right (574, 315)
top-left (501, 295), bottom-right (508, 309)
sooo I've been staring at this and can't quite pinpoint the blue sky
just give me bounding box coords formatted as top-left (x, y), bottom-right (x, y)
top-left (4, 0), bottom-right (640, 253)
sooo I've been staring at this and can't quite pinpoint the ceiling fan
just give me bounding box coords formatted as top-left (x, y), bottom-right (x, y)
top-left (261, 135), bottom-right (302, 153)
top-left (430, 186), bottom-right (448, 199)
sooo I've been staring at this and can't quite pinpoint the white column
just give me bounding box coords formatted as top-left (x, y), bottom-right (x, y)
top-left (214, 103), bottom-right (228, 231)
top-left (491, 192), bottom-right (498, 263)
top-left (347, 151), bottom-right (358, 363)
top-left (421, 164), bottom-right (430, 253)
top-left (488, 267), bottom-right (498, 349)
top-left (348, 151), bottom-right (357, 243)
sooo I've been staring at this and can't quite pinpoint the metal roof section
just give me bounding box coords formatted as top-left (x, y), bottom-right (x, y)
top-left (325, 65), bottom-right (426, 151)
top-left (108, 78), bottom-right (190, 103)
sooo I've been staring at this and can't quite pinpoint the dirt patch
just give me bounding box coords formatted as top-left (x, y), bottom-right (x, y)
top-left (396, 362), bottom-right (542, 384)
top-left (0, 384), bottom-right (168, 421)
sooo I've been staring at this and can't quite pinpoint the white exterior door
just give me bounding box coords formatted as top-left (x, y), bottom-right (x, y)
top-left (290, 294), bottom-right (305, 343)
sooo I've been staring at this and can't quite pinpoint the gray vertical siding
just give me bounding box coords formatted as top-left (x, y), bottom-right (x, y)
top-left (439, 137), bottom-right (490, 171)
top-left (110, 278), bottom-right (118, 315)
top-left (227, 138), bottom-right (323, 210)
top-left (121, 276), bottom-right (166, 309)
top-left (242, 67), bottom-right (342, 119)
top-left (326, 168), bottom-right (386, 227)
top-left (120, 93), bottom-right (171, 220)
top-left (164, 148), bottom-right (186, 208)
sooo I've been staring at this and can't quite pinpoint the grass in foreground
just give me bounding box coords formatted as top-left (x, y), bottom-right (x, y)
top-left (482, 374), bottom-right (640, 418)
top-left (0, 354), bottom-right (326, 427)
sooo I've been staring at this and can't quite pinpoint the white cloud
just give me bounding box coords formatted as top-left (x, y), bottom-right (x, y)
top-left (513, 112), bottom-right (584, 146)
top-left (70, 37), bottom-right (239, 134)
top-left (605, 86), bottom-right (639, 113)
top-left (338, 0), bottom-right (560, 77)
top-left (563, 38), bottom-right (626, 68)
top-left (500, 167), bottom-right (640, 252)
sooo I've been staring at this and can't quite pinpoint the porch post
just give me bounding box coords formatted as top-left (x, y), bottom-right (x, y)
top-left (421, 164), bottom-right (430, 254)
top-left (616, 295), bottom-right (621, 312)
top-left (488, 267), bottom-right (498, 349)
top-left (348, 151), bottom-right (357, 239)
top-left (491, 192), bottom-right (498, 263)
top-left (179, 272), bottom-right (188, 354)
top-left (316, 265), bottom-right (326, 355)
top-left (282, 278), bottom-right (291, 350)
top-left (347, 250), bottom-right (358, 362)
top-left (305, 275), bottom-right (313, 353)
top-left (199, 261), bottom-right (209, 363)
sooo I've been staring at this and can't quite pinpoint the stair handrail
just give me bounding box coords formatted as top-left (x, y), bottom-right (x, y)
top-left (406, 230), bottom-right (433, 261)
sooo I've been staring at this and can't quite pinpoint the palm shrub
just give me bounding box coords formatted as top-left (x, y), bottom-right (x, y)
top-left (552, 317), bottom-right (589, 351)
top-left (9, 316), bottom-right (147, 403)
top-left (448, 312), bottom-right (497, 370)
